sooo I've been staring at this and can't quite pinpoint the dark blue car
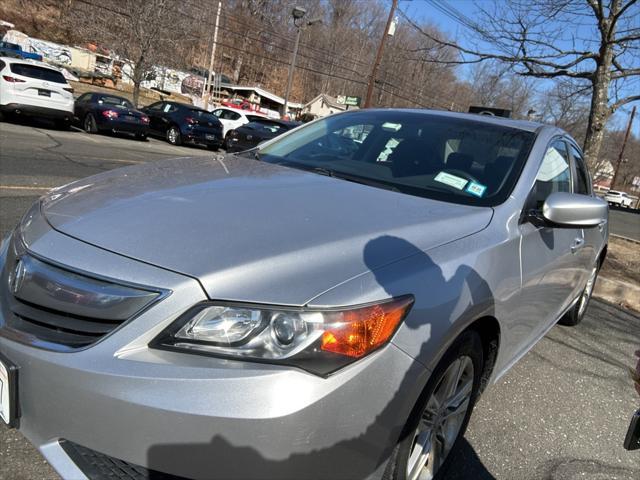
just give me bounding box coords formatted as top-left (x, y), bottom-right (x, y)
top-left (74, 93), bottom-right (150, 139)
top-left (142, 101), bottom-right (223, 150)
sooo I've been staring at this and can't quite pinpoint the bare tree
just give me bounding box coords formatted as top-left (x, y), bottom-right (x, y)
top-left (65, 0), bottom-right (193, 106)
top-left (400, 0), bottom-right (640, 168)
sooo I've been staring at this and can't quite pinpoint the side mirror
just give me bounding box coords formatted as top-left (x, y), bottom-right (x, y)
top-left (542, 192), bottom-right (608, 228)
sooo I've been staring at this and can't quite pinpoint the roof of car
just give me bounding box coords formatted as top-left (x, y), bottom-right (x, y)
top-left (348, 108), bottom-right (547, 133)
top-left (249, 118), bottom-right (299, 127)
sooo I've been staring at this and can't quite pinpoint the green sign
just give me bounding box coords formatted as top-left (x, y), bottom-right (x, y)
top-left (337, 95), bottom-right (361, 107)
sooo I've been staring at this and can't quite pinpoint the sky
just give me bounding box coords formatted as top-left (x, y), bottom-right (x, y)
top-left (397, 0), bottom-right (640, 136)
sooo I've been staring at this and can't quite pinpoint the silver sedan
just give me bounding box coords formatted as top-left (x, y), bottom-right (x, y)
top-left (0, 109), bottom-right (607, 479)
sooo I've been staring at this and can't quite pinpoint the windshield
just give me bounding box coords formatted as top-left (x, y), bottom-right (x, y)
top-left (257, 111), bottom-right (535, 206)
top-left (98, 96), bottom-right (134, 109)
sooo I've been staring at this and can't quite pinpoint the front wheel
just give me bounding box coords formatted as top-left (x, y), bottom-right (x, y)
top-left (560, 264), bottom-right (599, 326)
top-left (166, 125), bottom-right (182, 145)
top-left (384, 331), bottom-right (483, 480)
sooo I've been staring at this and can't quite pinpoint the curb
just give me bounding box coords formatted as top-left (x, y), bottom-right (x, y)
top-left (610, 233), bottom-right (640, 245)
top-left (594, 276), bottom-right (640, 312)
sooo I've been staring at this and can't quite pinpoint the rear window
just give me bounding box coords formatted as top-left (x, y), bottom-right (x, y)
top-left (97, 95), bottom-right (134, 109)
top-left (189, 108), bottom-right (218, 123)
top-left (10, 63), bottom-right (67, 84)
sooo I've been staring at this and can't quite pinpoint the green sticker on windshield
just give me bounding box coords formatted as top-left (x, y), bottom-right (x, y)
top-left (434, 172), bottom-right (468, 190)
top-left (465, 181), bottom-right (487, 197)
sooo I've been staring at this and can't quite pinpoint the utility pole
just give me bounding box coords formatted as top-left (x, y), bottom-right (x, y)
top-left (202, 0), bottom-right (222, 108)
top-left (364, 0), bottom-right (398, 108)
top-left (610, 105), bottom-right (636, 190)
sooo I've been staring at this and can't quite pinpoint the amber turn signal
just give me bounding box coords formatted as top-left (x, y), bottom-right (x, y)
top-left (321, 296), bottom-right (414, 358)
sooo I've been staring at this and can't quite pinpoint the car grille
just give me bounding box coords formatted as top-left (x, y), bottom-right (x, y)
top-left (1, 238), bottom-right (162, 350)
top-left (60, 440), bottom-right (187, 480)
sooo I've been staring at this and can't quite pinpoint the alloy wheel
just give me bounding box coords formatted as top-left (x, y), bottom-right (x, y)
top-left (406, 356), bottom-right (474, 480)
top-left (84, 114), bottom-right (95, 133)
top-left (577, 265), bottom-right (598, 318)
top-left (167, 127), bottom-right (179, 145)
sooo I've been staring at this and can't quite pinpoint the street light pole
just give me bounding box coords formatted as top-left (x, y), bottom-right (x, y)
top-left (283, 25), bottom-right (302, 118)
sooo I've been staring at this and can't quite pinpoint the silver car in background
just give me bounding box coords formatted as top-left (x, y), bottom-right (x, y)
top-left (0, 110), bottom-right (608, 480)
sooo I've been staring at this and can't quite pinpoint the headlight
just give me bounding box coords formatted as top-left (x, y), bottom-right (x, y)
top-left (151, 296), bottom-right (414, 376)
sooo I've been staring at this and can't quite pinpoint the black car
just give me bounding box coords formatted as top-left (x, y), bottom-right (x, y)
top-left (74, 93), bottom-right (150, 139)
top-left (226, 119), bottom-right (300, 152)
top-left (142, 101), bottom-right (223, 149)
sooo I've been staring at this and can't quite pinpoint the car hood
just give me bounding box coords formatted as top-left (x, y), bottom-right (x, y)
top-left (41, 156), bottom-right (493, 305)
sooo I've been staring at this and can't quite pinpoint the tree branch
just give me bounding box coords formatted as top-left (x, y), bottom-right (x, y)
top-left (610, 94), bottom-right (640, 112)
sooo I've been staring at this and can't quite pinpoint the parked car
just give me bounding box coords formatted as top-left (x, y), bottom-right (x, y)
top-left (211, 105), bottom-right (267, 140)
top-left (0, 41), bottom-right (42, 61)
top-left (0, 110), bottom-right (608, 480)
top-left (73, 92), bottom-right (150, 139)
top-left (141, 101), bottom-right (223, 149)
top-left (225, 118), bottom-right (300, 152)
top-left (0, 57), bottom-right (73, 127)
top-left (604, 190), bottom-right (634, 208)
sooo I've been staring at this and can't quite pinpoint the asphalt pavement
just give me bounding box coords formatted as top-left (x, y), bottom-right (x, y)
top-left (1, 120), bottom-right (639, 480)
top-left (609, 208), bottom-right (640, 242)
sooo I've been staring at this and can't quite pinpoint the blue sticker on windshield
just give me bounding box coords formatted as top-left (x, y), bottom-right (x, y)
top-left (465, 182), bottom-right (487, 198)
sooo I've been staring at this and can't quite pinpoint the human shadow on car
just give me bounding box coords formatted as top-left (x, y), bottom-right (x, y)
top-left (146, 235), bottom-right (496, 480)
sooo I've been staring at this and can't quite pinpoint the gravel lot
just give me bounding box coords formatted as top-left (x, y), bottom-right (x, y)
top-left (1, 119), bottom-right (639, 480)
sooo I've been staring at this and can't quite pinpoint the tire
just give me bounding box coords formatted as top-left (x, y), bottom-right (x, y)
top-left (0, 110), bottom-right (4, 122)
top-left (166, 125), bottom-right (182, 145)
top-left (207, 144), bottom-right (220, 151)
top-left (223, 132), bottom-right (232, 149)
top-left (83, 114), bottom-right (98, 133)
top-left (559, 263), bottom-right (599, 326)
top-left (383, 330), bottom-right (484, 480)
top-left (136, 133), bottom-right (147, 141)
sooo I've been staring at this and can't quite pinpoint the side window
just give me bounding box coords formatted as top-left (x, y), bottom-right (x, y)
top-left (0, 60), bottom-right (6, 71)
top-left (75, 93), bottom-right (92, 103)
top-left (569, 144), bottom-right (591, 195)
top-left (147, 102), bottom-right (164, 111)
top-left (212, 109), bottom-right (223, 117)
top-left (528, 140), bottom-right (571, 209)
top-left (227, 111), bottom-right (241, 121)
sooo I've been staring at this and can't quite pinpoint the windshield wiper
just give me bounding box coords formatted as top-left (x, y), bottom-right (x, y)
top-left (310, 167), bottom-right (401, 193)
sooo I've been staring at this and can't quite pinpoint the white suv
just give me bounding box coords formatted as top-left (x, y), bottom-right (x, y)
top-left (0, 57), bottom-right (74, 127)
top-left (604, 190), bottom-right (634, 208)
top-left (211, 106), bottom-right (266, 141)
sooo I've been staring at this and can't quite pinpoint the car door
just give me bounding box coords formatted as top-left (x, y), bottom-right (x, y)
top-left (225, 110), bottom-right (243, 132)
top-left (518, 138), bottom-right (585, 339)
top-left (73, 93), bottom-right (93, 123)
top-left (569, 142), bottom-right (605, 274)
top-left (144, 102), bottom-right (165, 135)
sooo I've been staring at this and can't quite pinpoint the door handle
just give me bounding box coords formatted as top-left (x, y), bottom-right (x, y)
top-left (598, 221), bottom-right (606, 233)
top-left (571, 237), bottom-right (584, 254)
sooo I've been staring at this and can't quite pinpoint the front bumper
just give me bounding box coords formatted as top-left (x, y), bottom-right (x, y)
top-left (0, 225), bottom-right (428, 479)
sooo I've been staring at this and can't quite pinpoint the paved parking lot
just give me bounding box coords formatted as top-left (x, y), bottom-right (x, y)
top-left (1, 120), bottom-right (639, 479)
